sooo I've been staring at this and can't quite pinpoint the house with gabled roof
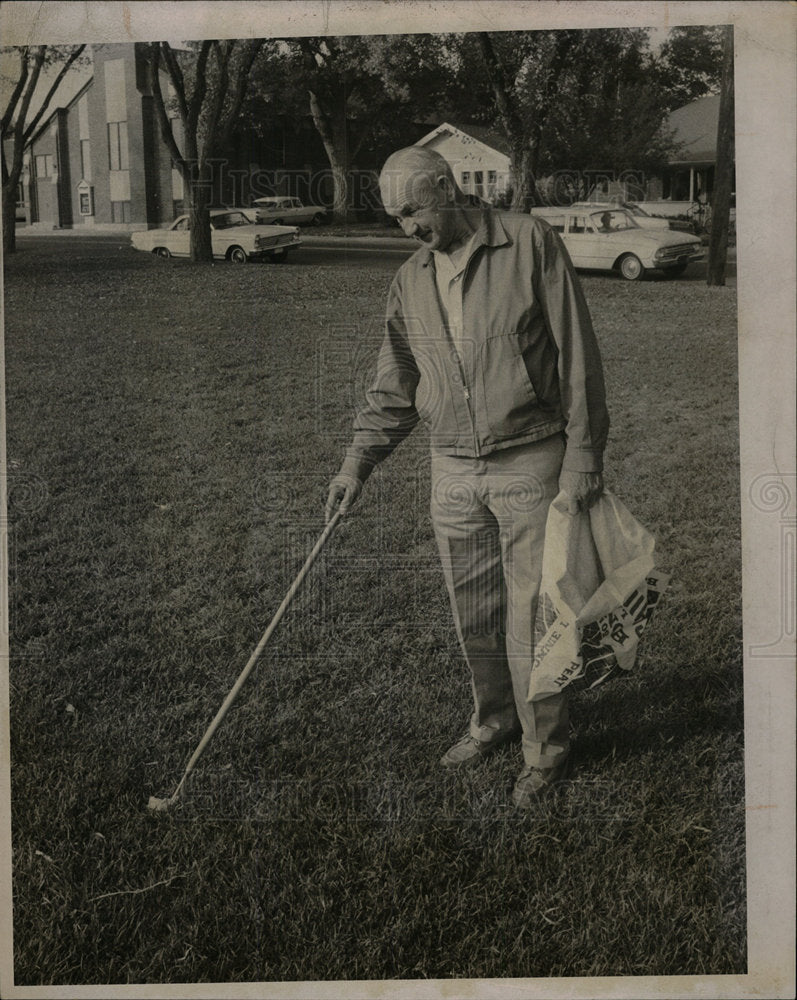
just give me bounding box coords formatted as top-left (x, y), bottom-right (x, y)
top-left (416, 98), bottom-right (731, 217)
top-left (414, 122), bottom-right (512, 203)
top-left (660, 94), bottom-right (724, 203)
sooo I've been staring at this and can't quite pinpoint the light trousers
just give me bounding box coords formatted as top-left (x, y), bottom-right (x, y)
top-left (430, 433), bottom-right (569, 768)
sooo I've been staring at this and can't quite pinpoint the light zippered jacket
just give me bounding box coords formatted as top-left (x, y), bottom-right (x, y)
top-left (339, 208), bottom-right (609, 483)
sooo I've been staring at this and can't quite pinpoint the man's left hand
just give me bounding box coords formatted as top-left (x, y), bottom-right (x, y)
top-left (559, 470), bottom-right (604, 513)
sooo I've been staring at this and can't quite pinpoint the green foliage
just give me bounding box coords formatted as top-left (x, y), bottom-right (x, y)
top-left (655, 25), bottom-right (725, 111)
top-left (245, 34), bottom-right (459, 218)
top-left (447, 29), bottom-right (680, 183)
top-left (175, 39), bottom-right (279, 155)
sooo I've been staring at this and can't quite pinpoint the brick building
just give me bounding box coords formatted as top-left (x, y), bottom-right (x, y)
top-left (23, 43), bottom-right (188, 230)
top-left (20, 42), bottom-right (346, 230)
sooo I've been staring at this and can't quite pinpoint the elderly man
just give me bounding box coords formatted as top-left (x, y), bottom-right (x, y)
top-left (325, 146), bottom-right (609, 807)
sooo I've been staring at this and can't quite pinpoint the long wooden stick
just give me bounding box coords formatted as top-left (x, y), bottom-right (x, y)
top-left (149, 510), bottom-right (342, 811)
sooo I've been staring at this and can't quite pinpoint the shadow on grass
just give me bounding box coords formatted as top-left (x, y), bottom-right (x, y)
top-left (570, 656), bottom-right (743, 767)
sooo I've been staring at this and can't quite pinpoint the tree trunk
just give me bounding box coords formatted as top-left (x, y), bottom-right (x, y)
top-left (188, 163), bottom-right (214, 262)
top-left (510, 145), bottom-right (540, 212)
top-left (3, 102), bottom-right (30, 256)
top-left (326, 144), bottom-right (349, 224)
top-left (707, 26), bottom-right (734, 287)
top-left (307, 88), bottom-right (350, 224)
top-left (2, 183), bottom-right (18, 254)
top-left (477, 33), bottom-right (543, 214)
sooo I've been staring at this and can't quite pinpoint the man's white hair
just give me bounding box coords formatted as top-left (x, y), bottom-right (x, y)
top-left (379, 146), bottom-right (460, 210)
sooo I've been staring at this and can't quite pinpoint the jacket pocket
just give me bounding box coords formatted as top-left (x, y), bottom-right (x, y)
top-left (480, 333), bottom-right (540, 438)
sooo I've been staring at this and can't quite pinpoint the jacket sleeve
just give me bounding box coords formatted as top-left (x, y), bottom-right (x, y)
top-left (531, 220), bottom-right (610, 473)
top-left (339, 278), bottom-right (421, 483)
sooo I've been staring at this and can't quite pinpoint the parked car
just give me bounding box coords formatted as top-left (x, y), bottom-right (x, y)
top-left (130, 210), bottom-right (302, 262)
top-left (570, 201), bottom-right (695, 234)
top-left (529, 206), bottom-right (704, 280)
top-left (248, 197), bottom-right (328, 226)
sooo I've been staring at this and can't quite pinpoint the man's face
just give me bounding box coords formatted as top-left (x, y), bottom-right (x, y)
top-left (381, 172), bottom-right (458, 252)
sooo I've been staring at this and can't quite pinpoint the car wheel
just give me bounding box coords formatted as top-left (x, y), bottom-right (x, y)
top-left (311, 213), bottom-right (325, 226)
top-left (662, 263), bottom-right (688, 278)
top-left (619, 254), bottom-right (644, 281)
top-left (272, 219), bottom-right (284, 226)
top-left (228, 246), bottom-right (248, 264)
top-left (154, 247), bottom-right (171, 259)
top-left (270, 250), bottom-right (289, 263)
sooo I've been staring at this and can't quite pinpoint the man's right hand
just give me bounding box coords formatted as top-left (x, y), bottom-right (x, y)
top-left (325, 473), bottom-right (363, 524)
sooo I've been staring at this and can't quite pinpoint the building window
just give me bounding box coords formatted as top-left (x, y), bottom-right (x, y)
top-left (487, 170), bottom-right (497, 185)
top-left (474, 171), bottom-right (484, 196)
top-left (34, 154), bottom-right (56, 178)
top-left (111, 200), bottom-right (131, 223)
top-left (107, 121), bottom-right (129, 171)
top-left (461, 171), bottom-right (470, 189)
top-left (80, 139), bottom-right (92, 182)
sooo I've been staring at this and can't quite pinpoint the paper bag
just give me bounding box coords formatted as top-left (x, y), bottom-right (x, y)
top-left (527, 491), bottom-right (670, 702)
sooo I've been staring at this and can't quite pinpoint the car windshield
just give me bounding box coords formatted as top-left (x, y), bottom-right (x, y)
top-left (212, 212), bottom-right (248, 229)
top-left (590, 209), bottom-right (639, 233)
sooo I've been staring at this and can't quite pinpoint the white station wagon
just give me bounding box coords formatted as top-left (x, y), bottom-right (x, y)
top-left (530, 206), bottom-right (704, 280)
top-left (249, 197), bottom-right (328, 226)
top-left (131, 210), bottom-right (302, 263)
top-left (570, 201), bottom-right (695, 233)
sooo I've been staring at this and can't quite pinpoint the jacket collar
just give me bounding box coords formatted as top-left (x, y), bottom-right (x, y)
top-left (419, 205), bottom-right (511, 268)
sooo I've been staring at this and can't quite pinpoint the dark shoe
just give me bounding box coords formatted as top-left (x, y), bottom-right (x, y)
top-left (440, 730), bottom-right (519, 768)
top-left (512, 756), bottom-right (571, 808)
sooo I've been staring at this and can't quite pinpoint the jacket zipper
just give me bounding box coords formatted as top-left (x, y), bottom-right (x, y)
top-left (462, 383), bottom-right (479, 455)
top-left (432, 244), bottom-right (482, 457)
top-left (459, 254), bottom-right (480, 456)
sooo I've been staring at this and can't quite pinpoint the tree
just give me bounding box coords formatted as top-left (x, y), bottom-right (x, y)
top-left (270, 34), bottom-right (453, 222)
top-left (541, 29), bottom-right (681, 199)
top-left (475, 31), bottom-right (577, 211)
top-left (294, 37), bottom-right (371, 222)
top-left (146, 39), bottom-right (266, 261)
top-left (1, 44), bottom-right (86, 253)
top-left (655, 25), bottom-right (725, 110)
top-left (707, 25), bottom-right (734, 286)
top-left (462, 30), bottom-right (677, 210)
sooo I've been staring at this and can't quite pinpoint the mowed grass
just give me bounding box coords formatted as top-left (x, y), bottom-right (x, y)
top-left (4, 239), bottom-right (743, 984)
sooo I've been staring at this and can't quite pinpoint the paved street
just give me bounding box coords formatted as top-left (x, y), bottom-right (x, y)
top-left (15, 230), bottom-right (415, 270)
top-left (13, 229), bottom-right (735, 281)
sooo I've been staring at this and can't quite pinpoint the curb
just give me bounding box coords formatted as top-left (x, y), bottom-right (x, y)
top-left (301, 234), bottom-right (415, 251)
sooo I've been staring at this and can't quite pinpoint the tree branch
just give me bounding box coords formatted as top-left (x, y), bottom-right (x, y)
top-left (23, 44), bottom-right (86, 143)
top-left (160, 42), bottom-right (188, 121)
top-left (186, 41), bottom-right (212, 138)
top-left (12, 46), bottom-right (45, 148)
top-left (218, 39), bottom-right (264, 151)
top-left (201, 40), bottom-right (230, 159)
top-left (1, 46), bottom-right (31, 136)
top-left (476, 33), bottom-right (524, 145)
top-left (147, 42), bottom-right (188, 171)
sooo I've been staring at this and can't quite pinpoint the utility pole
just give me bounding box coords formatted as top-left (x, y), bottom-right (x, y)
top-left (707, 25), bottom-right (735, 286)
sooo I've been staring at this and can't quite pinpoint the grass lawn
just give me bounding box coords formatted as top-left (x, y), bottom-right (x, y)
top-left (3, 239), bottom-right (744, 985)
